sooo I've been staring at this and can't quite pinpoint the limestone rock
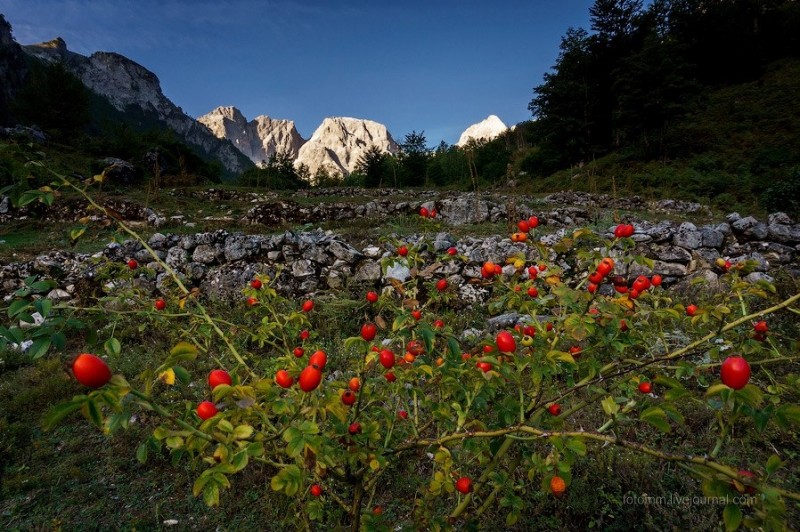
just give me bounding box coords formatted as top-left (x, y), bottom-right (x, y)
top-left (22, 39), bottom-right (250, 174)
top-left (295, 117), bottom-right (399, 180)
top-left (198, 106), bottom-right (305, 163)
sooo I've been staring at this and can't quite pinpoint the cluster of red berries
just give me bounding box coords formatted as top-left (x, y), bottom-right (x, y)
top-left (419, 206), bottom-right (437, 218)
top-left (517, 216), bottom-right (539, 233)
top-left (587, 257), bottom-right (615, 294)
top-left (481, 261), bottom-right (503, 280)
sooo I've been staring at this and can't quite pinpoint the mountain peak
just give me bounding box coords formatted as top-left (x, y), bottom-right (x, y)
top-left (457, 115), bottom-right (508, 146)
top-left (296, 117), bottom-right (398, 180)
top-left (198, 107), bottom-right (305, 164)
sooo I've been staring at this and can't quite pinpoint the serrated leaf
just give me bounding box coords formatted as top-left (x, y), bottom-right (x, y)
top-left (601, 396), bottom-right (619, 416)
top-left (28, 337), bottom-right (51, 359)
top-left (723, 504), bottom-right (742, 532)
top-left (7, 299), bottom-right (28, 319)
top-left (136, 442), bottom-right (148, 463)
top-left (104, 337), bottom-right (121, 357)
top-left (233, 425), bottom-right (254, 440)
top-left (42, 397), bottom-right (85, 430)
top-left (170, 341), bottom-right (198, 360)
top-left (566, 438), bottom-right (587, 456)
top-left (765, 454), bottom-right (783, 475)
top-left (70, 227), bottom-right (86, 241)
top-left (202, 483), bottom-right (220, 507)
top-left (82, 398), bottom-right (103, 428)
top-left (640, 406), bottom-right (671, 433)
top-left (705, 383), bottom-right (730, 397)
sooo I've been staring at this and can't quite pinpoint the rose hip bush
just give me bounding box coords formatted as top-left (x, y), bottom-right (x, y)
top-left (4, 170), bottom-right (800, 530)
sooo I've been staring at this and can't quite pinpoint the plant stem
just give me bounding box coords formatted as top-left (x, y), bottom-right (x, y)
top-left (397, 426), bottom-right (800, 502)
top-left (59, 175), bottom-right (256, 378)
top-left (129, 390), bottom-right (212, 442)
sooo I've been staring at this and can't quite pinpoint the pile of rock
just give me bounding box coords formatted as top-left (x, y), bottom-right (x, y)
top-left (0, 196), bottom-right (165, 226)
top-left (1, 211), bottom-right (797, 304)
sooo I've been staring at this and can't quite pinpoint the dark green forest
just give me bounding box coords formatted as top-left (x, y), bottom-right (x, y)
top-left (339, 0), bottom-right (800, 215)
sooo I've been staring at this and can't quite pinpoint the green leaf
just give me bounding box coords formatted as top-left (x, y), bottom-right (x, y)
top-left (735, 385), bottom-right (764, 408)
top-left (70, 226), bottom-right (87, 241)
top-left (28, 337), bottom-right (51, 359)
top-left (547, 350), bottom-right (576, 366)
top-left (447, 337), bottom-right (461, 359)
top-left (765, 454), bottom-right (783, 475)
top-left (51, 331), bottom-right (67, 350)
top-left (193, 471), bottom-right (213, 496)
top-left (169, 341), bottom-right (198, 360)
top-left (217, 419), bottom-right (234, 433)
top-left (601, 396), bottom-right (620, 417)
top-left (299, 420), bottom-right (319, 435)
top-left (136, 442), bottom-right (148, 463)
top-left (654, 375), bottom-right (684, 389)
top-left (564, 314), bottom-right (592, 341)
top-left (705, 383), bottom-right (730, 397)
top-left (420, 326), bottom-right (435, 355)
top-left (775, 404), bottom-right (800, 429)
top-left (661, 403), bottom-right (685, 425)
top-left (30, 280), bottom-right (53, 292)
top-left (42, 398), bottom-right (85, 430)
top-left (233, 425), bottom-right (254, 440)
top-left (173, 366), bottom-right (191, 384)
top-left (38, 298), bottom-right (52, 318)
top-left (506, 510), bottom-right (521, 526)
top-left (166, 436), bottom-right (184, 449)
top-left (640, 406), bottom-right (671, 433)
top-left (7, 299), bottom-right (28, 319)
top-left (270, 465), bottom-right (302, 496)
top-left (104, 337), bottom-right (121, 357)
top-left (723, 503), bottom-right (742, 532)
top-left (82, 398), bottom-right (103, 428)
top-left (202, 483), bottom-right (220, 507)
top-left (231, 451), bottom-right (249, 472)
top-left (566, 438), bottom-right (587, 456)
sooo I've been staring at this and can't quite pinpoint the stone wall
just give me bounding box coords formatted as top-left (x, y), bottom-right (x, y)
top-left (1, 208), bottom-right (797, 305)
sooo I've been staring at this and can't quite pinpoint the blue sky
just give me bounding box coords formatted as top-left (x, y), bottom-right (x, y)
top-left (2, 0), bottom-right (595, 145)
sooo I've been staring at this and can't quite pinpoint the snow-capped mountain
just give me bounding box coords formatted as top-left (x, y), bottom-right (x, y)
top-left (456, 115), bottom-right (508, 146)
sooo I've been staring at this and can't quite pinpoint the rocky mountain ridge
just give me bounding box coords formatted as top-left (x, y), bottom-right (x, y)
top-left (295, 117), bottom-right (399, 179)
top-left (199, 104), bottom-right (511, 180)
top-left (197, 106), bottom-right (304, 164)
top-left (17, 35), bottom-right (251, 175)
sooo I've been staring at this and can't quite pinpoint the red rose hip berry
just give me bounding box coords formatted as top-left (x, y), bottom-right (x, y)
top-left (455, 477), bottom-right (472, 494)
top-left (72, 353), bottom-right (112, 388)
top-left (721, 356), bottom-right (751, 390)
